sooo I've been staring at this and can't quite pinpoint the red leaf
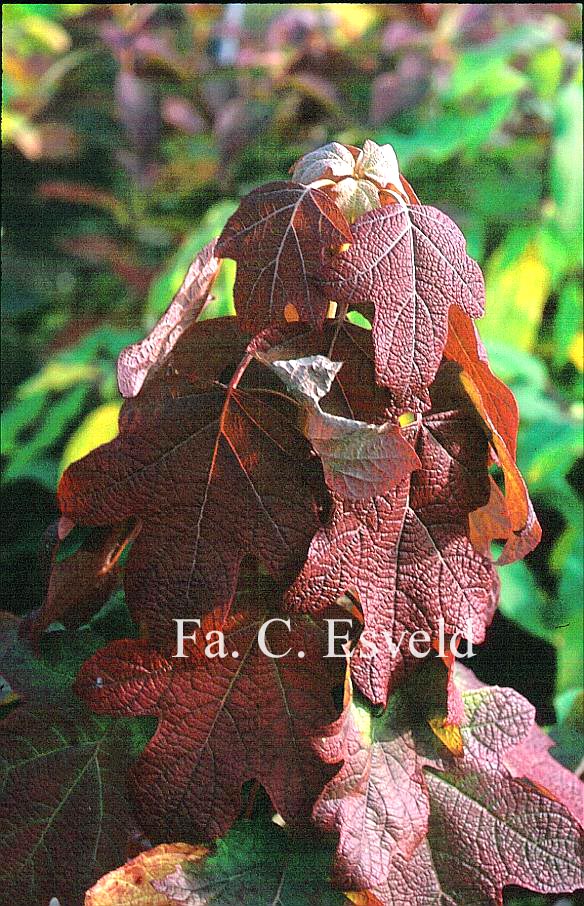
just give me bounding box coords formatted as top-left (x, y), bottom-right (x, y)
top-left (58, 319), bottom-right (325, 643)
top-left (254, 344), bottom-right (420, 500)
top-left (444, 307), bottom-right (518, 458)
top-left (249, 320), bottom-right (404, 423)
top-left (313, 673), bottom-right (428, 889)
top-left (460, 371), bottom-right (542, 564)
top-left (0, 617), bottom-right (147, 906)
top-left (216, 181), bottom-right (352, 333)
top-left (457, 664), bottom-right (584, 826)
top-left (506, 723), bottom-right (584, 827)
top-left (315, 660), bottom-right (584, 897)
top-left (327, 205), bottom-right (485, 406)
top-left (468, 476), bottom-right (512, 558)
top-left (117, 240), bottom-right (221, 398)
top-left (0, 705), bottom-right (144, 906)
top-left (75, 582), bottom-right (341, 841)
top-left (286, 364), bottom-right (497, 706)
top-left (22, 520), bottom-right (138, 646)
top-left (444, 308), bottom-right (541, 562)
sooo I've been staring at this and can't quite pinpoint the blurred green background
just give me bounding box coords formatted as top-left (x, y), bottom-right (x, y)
top-left (2, 5), bottom-right (583, 887)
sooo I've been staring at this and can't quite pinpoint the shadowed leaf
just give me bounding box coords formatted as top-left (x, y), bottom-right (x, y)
top-left (75, 581), bottom-right (341, 841)
top-left (58, 320), bottom-right (325, 644)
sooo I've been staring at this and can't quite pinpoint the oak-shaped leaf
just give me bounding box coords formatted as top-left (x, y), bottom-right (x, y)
top-left (216, 181), bottom-right (352, 333)
top-left (74, 585), bottom-right (342, 841)
top-left (312, 674), bottom-right (428, 890)
top-left (154, 819), bottom-right (352, 905)
top-left (58, 319), bottom-right (325, 644)
top-left (314, 660), bottom-right (584, 899)
top-left (372, 766), bottom-right (584, 906)
top-left (286, 363), bottom-right (497, 706)
top-left (456, 663), bottom-right (584, 827)
top-left (0, 615), bottom-right (151, 906)
top-left (327, 205), bottom-right (485, 406)
top-left (117, 240), bottom-right (220, 399)
top-left (85, 843), bottom-right (208, 906)
top-left (445, 307), bottom-right (541, 563)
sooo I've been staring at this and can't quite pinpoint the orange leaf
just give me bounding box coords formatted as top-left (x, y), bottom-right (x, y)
top-left (460, 372), bottom-right (541, 564)
top-left (85, 843), bottom-right (207, 906)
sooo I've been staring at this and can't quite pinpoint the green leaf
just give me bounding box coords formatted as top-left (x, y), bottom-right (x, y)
top-left (2, 384), bottom-right (89, 485)
top-left (155, 820), bottom-right (350, 905)
top-left (498, 558), bottom-right (552, 643)
top-left (499, 500), bottom-right (584, 698)
top-left (480, 340), bottom-right (547, 391)
top-left (0, 392), bottom-right (46, 456)
top-left (146, 200), bottom-right (238, 322)
top-left (444, 25), bottom-right (551, 102)
top-left (14, 360), bottom-right (98, 398)
top-left (447, 51), bottom-right (526, 102)
top-left (377, 97), bottom-right (515, 168)
top-left (528, 45), bottom-right (564, 100)
top-left (553, 281), bottom-right (583, 368)
top-left (347, 309), bottom-right (372, 330)
top-left (551, 78), bottom-right (584, 245)
top-left (479, 227), bottom-right (550, 351)
top-left (60, 400), bottom-right (121, 474)
top-left (550, 688), bottom-right (584, 772)
top-left (1, 327), bottom-right (140, 489)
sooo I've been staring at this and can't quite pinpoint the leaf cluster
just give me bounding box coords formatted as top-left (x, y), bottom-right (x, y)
top-left (2, 137), bottom-right (582, 906)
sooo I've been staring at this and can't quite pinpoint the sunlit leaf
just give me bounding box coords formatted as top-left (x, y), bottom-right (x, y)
top-left (60, 401), bottom-right (122, 474)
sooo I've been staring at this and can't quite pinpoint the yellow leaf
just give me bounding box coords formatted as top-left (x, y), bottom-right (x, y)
top-left (481, 240), bottom-right (551, 351)
top-left (21, 15), bottom-right (71, 54)
top-left (323, 4), bottom-right (379, 40)
top-left (18, 362), bottom-right (98, 397)
top-left (428, 716), bottom-right (464, 757)
top-left (568, 331), bottom-right (584, 371)
top-left (60, 402), bottom-right (121, 474)
top-left (84, 843), bottom-right (207, 906)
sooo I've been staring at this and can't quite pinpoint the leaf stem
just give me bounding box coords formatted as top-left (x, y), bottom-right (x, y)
top-left (328, 300), bottom-right (349, 356)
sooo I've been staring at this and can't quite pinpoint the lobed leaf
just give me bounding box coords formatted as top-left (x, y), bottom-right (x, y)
top-left (0, 616), bottom-right (150, 906)
top-left (58, 319), bottom-right (325, 644)
top-left (117, 240), bottom-right (221, 399)
top-left (75, 582), bottom-right (342, 841)
top-left (262, 352), bottom-right (420, 500)
top-left (314, 661), bottom-right (584, 898)
top-left (327, 205), bottom-right (485, 406)
top-left (286, 362), bottom-right (496, 705)
top-left (216, 181), bottom-right (352, 333)
top-left (313, 677), bottom-right (428, 889)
